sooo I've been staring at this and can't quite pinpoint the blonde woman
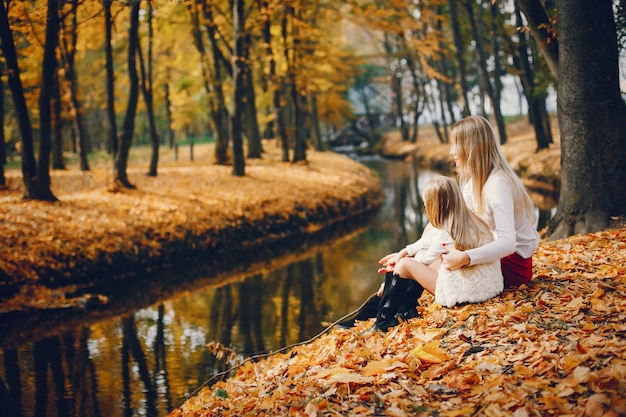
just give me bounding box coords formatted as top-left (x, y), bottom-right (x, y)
top-left (344, 116), bottom-right (539, 333)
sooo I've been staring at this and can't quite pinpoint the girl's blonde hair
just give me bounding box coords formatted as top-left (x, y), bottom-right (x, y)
top-left (450, 115), bottom-right (537, 224)
top-left (423, 176), bottom-right (493, 250)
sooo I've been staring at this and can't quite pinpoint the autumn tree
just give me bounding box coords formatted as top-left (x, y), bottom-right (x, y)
top-left (231, 0), bottom-right (246, 176)
top-left (103, 0), bottom-right (118, 157)
top-left (0, 0), bottom-right (57, 201)
top-left (518, 0), bottom-right (626, 238)
top-left (137, 0), bottom-right (160, 177)
top-left (59, 0), bottom-right (90, 171)
top-left (114, 0), bottom-right (141, 189)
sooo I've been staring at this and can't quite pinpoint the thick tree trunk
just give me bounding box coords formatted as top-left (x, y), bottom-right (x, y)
top-left (231, 0), bottom-right (246, 176)
top-left (548, 0), bottom-right (626, 238)
top-left (35, 0), bottom-right (62, 201)
top-left (202, 3), bottom-right (232, 165)
top-left (243, 34), bottom-right (263, 159)
top-left (114, 0), bottom-right (141, 189)
top-left (0, 2), bottom-right (41, 198)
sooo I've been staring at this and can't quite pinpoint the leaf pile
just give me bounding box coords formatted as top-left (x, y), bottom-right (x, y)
top-left (0, 143), bottom-right (383, 310)
top-left (170, 226), bottom-right (626, 417)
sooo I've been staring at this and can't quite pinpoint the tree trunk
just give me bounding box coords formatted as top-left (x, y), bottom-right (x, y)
top-left (515, 0), bottom-right (559, 83)
top-left (448, 0), bottom-right (471, 117)
top-left (0, 66), bottom-right (5, 188)
top-left (547, 0), bottom-right (626, 238)
top-left (289, 6), bottom-right (307, 163)
top-left (277, 4), bottom-right (290, 162)
top-left (385, 34), bottom-right (408, 141)
top-left (164, 83), bottom-right (174, 149)
top-left (61, 0), bottom-right (90, 171)
top-left (488, 0), bottom-right (507, 144)
top-left (243, 33), bottom-right (263, 159)
top-left (35, 0), bottom-right (62, 201)
top-left (0, 1), bottom-right (42, 198)
top-left (231, 0), bottom-right (246, 176)
top-left (104, 0), bottom-right (118, 157)
top-left (201, 2), bottom-right (232, 165)
top-left (114, 0), bottom-right (141, 189)
top-left (51, 74), bottom-right (65, 170)
top-left (309, 95), bottom-right (323, 151)
top-left (137, 0), bottom-right (160, 177)
top-left (464, 0), bottom-right (506, 143)
top-left (508, 4), bottom-right (553, 151)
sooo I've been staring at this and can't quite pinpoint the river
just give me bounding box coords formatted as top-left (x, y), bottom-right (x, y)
top-left (0, 157), bottom-right (554, 417)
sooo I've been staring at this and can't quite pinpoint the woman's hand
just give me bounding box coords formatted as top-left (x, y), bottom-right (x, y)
top-left (441, 245), bottom-right (470, 270)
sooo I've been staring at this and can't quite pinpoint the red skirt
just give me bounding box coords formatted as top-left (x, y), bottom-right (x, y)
top-left (501, 252), bottom-right (533, 287)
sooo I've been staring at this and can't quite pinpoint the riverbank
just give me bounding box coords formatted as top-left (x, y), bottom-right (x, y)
top-left (0, 142), bottom-right (383, 312)
top-left (170, 224), bottom-right (626, 416)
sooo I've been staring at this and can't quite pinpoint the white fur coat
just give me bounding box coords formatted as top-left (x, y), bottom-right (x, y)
top-left (435, 259), bottom-right (503, 308)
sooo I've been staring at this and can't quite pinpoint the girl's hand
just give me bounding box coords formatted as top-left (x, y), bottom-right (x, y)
top-left (441, 245), bottom-right (470, 271)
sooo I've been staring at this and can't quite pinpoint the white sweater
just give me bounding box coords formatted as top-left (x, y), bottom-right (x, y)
top-left (405, 228), bottom-right (503, 307)
top-left (462, 173), bottom-right (539, 265)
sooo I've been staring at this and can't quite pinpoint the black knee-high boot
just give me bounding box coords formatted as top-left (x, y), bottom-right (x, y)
top-left (396, 281), bottom-right (424, 321)
top-left (364, 273), bottom-right (411, 333)
top-left (337, 292), bottom-right (381, 328)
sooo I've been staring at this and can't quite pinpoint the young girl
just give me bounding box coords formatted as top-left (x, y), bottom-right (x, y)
top-left (366, 176), bottom-right (503, 332)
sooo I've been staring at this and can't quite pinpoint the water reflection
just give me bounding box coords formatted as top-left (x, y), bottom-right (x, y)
top-left (0, 158), bottom-right (554, 416)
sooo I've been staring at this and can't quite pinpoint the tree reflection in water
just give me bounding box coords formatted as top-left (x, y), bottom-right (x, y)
top-left (0, 159), bottom-right (555, 417)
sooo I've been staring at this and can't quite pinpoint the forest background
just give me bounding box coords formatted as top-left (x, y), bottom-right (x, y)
top-left (0, 0), bottom-right (624, 242)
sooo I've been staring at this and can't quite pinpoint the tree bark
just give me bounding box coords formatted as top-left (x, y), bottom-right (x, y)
top-left (547, 0), bottom-right (626, 238)
top-left (60, 0), bottom-right (90, 171)
top-left (51, 74), bottom-right (65, 170)
top-left (201, 1), bottom-right (232, 165)
top-left (103, 0), bottom-right (118, 157)
top-left (114, 0), bottom-right (141, 189)
top-left (35, 0), bottom-right (63, 201)
top-left (137, 0), bottom-right (160, 177)
top-left (231, 0), bottom-right (246, 176)
top-left (0, 1), bottom-right (44, 199)
top-left (242, 32), bottom-right (263, 159)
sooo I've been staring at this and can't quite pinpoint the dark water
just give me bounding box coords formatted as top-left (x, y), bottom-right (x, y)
top-left (0, 158), bottom-right (554, 417)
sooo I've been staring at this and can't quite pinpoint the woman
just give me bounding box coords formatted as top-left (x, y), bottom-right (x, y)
top-left (341, 115), bottom-right (539, 332)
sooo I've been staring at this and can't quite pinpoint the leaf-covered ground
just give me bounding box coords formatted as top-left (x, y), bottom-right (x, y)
top-left (0, 142), bottom-right (383, 311)
top-left (170, 226), bottom-right (626, 417)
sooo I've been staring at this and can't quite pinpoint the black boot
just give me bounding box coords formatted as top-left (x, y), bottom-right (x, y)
top-left (363, 273), bottom-right (411, 333)
top-left (337, 292), bottom-right (380, 329)
top-left (396, 281), bottom-right (424, 322)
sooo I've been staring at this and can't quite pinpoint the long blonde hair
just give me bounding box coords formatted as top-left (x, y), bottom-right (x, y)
top-left (450, 115), bottom-right (536, 224)
top-left (423, 176), bottom-right (493, 250)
